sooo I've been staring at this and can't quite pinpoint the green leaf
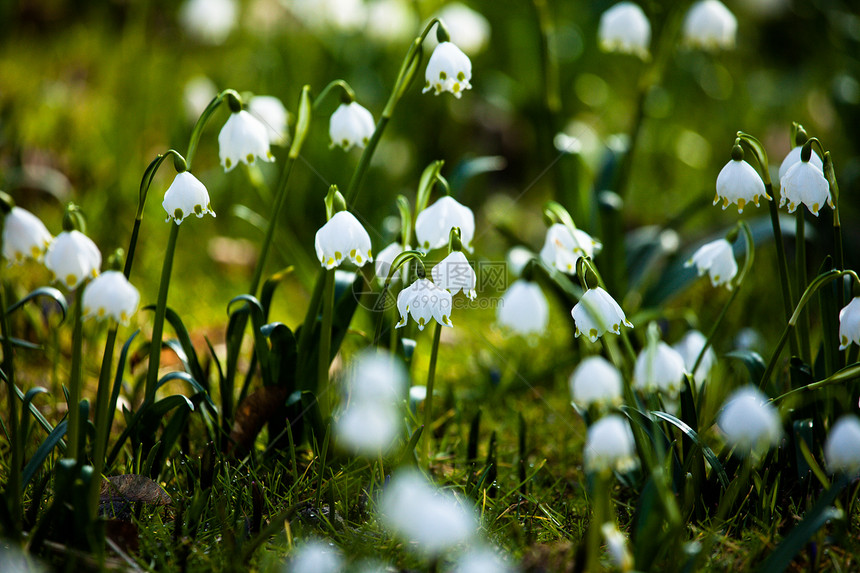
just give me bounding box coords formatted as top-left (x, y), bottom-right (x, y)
top-left (162, 307), bottom-right (207, 393)
top-left (4, 286), bottom-right (68, 323)
top-left (260, 267), bottom-right (294, 321)
top-left (651, 411), bottom-right (729, 489)
top-left (726, 350), bottom-right (766, 386)
top-left (260, 322), bottom-right (297, 389)
top-left (21, 420), bottom-right (67, 489)
top-left (228, 295), bottom-right (273, 387)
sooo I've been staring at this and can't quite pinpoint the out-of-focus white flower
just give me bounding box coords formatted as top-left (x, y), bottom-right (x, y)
top-left (395, 278), bottom-right (453, 331)
top-left (717, 386), bottom-right (781, 454)
top-left (44, 230), bottom-right (101, 290)
top-left (570, 356), bottom-right (623, 409)
top-left (601, 523), bottom-right (634, 572)
top-left (423, 42), bottom-right (472, 98)
top-left (249, 95), bottom-right (290, 146)
top-left (496, 280), bottom-right (549, 337)
top-left (682, 0), bottom-right (737, 50)
top-left (715, 159), bottom-right (768, 213)
top-left (329, 102), bottom-right (376, 152)
top-left (598, 2), bottom-right (651, 60)
top-left (287, 539), bottom-right (343, 573)
top-left (838, 297), bottom-right (860, 350)
top-left (539, 223), bottom-right (602, 274)
top-left (183, 76), bottom-right (217, 123)
top-left (415, 196), bottom-right (475, 252)
top-left (571, 287), bottom-right (633, 343)
top-left (779, 160), bottom-right (831, 216)
top-left (452, 546), bottom-right (516, 573)
top-left (432, 250), bottom-right (476, 299)
top-left (286, 0), bottom-right (366, 32)
top-left (433, 3), bottom-right (491, 55)
top-left (335, 402), bottom-right (400, 454)
top-left (375, 241), bottom-right (406, 283)
top-left (179, 0), bottom-right (238, 45)
top-left (584, 415), bottom-right (637, 474)
top-left (344, 349), bottom-right (408, 402)
top-left (673, 330), bottom-right (716, 387)
top-left (219, 110), bottom-right (274, 172)
top-left (778, 146), bottom-right (823, 183)
top-left (380, 469), bottom-right (477, 556)
top-left (685, 238), bottom-right (738, 289)
top-left (2, 206), bottom-right (53, 264)
top-left (506, 246), bottom-right (534, 277)
top-left (162, 171), bottom-right (215, 225)
top-left (633, 340), bottom-right (688, 396)
top-left (825, 416), bottom-right (860, 475)
top-left (82, 271), bottom-right (140, 325)
top-left (367, 0), bottom-right (417, 44)
top-left (314, 211), bottom-right (373, 269)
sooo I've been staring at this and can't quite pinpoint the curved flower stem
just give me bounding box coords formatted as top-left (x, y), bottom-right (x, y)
top-left (422, 322), bottom-right (443, 470)
top-left (145, 222), bottom-right (181, 403)
top-left (185, 88), bottom-right (240, 172)
top-left (0, 286), bottom-right (21, 539)
top-left (312, 80), bottom-right (356, 110)
top-left (318, 269), bottom-right (335, 407)
top-left (66, 287), bottom-right (85, 462)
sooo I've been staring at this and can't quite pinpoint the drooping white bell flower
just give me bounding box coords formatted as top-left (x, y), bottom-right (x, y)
top-left (314, 211), bottom-right (373, 269)
top-left (452, 546), bottom-right (516, 573)
top-left (825, 416), bottom-right (860, 475)
top-left (344, 349), bottom-right (408, 402)
top-left (778, 146), bottom-right (823, 183)
top-left (682, 0), bottom-right (737, 50)
top-left (569, 355), bottom-right (623, 409)
top-left (779, 160), bottom-right (831, 216)
top-left (423, 41), bottom-right (472, 98)
top-left (506, 246), bottom-right (535, 277)
top-left (496, 280), bottom-right (549, 336)
top-left (395, 278), bottom-right (453, 331)
top-left (179, 0), bottom-right (238, 45)
top-left (335, 402), bottom-right (400, 455)
top-left (715, 159), bottom-right (768, 213)
top-left (717, 386), bottom-right (782, 454)
top-left (2, 206), bottom-right (53, 264)
top-left (375, 241), bottom-right (407, 284)
top-left (433, 3), bottom-right (491, 56)
top-left (431, 250), bottom-right (476, 300)
top-left (380, 469), bottom-right (477, 556)
top-left (248, 95), bottom-right (290, 146)
top-left (287, 539), bottom-right (343, 573)
top-left (218, 110), bottom-right (274, 172)
top-left (598, 2), bottom-right (651, 60)
top-left (539, 223), bottom-right (602, 274)
top-left (329, 102), bottom-right (376, 152)
top-left (415, 196), bottom-right (475, 253)
top-left (838, 297), bottom-right (860, 350)
top-left (162, 171), bottom-right (215, 225)
top-left (82, 271), bottom-right (140, 326)
top-left (685, 238), bottom-right (738, 289)
top-left (673, 330), bottom-right (716, 386)
top-left (601, 523), bottom-right (634, 572)
top-left (571, 287), bottom-right (633, 343)
top-left (633, 340), bottom-right (688, 396)
top-left (584, 414), bottom-right (638, 474)
top-left (44, 230), bottom-right (101, 290)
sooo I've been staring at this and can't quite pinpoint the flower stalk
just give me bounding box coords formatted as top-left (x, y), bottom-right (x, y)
top-left (422, 321), bottom-right (443, 470)
top-left (144, 221), bottom-right (180, 402)
top-left (66, 286), bottom-right (86, 461)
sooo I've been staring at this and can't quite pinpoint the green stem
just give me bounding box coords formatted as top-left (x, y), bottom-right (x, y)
top-left (318, 270), bottom-right (335, 403)
top-left (185, 89), bottom-right (240, 172)
top-left (89, 326), bottom-right (118, 518)
top-left (795, 210), bottom-right (812, 363)
top-left (422, 323), bottom-right (443, 470)
top-left (312, 80), bottom-right (356, 110)
top-left (145, 223), bottom-right (181, 402)
top-left (67, 288), bottom-right (85, 462)
top-left (0, 285), bottom-right (21, 540)
top-left (766, 190), bottom-right (799, 357)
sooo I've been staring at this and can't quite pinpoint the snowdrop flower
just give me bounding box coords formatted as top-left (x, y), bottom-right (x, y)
top-left (682, 0), bottom-right (737, 50)
top-left (314, 211), bottom-right (373, 269)
top-left (329, 102), bottom-right (375, 152)
top-left (571, 287), bottom-right (633, 343)
top-left (367, 0), bottom-right (417, 44)
top-left (335, 402), bottom-right (400, 454)
top-left (44, 230), bottom-right (101, 290)
top-left (287, 539), bottom-right (343, 573)
top-left (673, 330), bottom-right (716, 386)
top-left (287, 0), bottom-right (365, 32)
top-left (633, 340), bottom-right (688, 396)
top-left (496, 280), bottom-right (549, 337)
top-left (162, 171), bottom-right (215, 225)
top-left (344, 349), bottom-right (408, 402)
top-left (539, 223), bottom-right (602, 274)
top-left (249, 95), bottom-right (290, 146)
top-left (506, 246), bottom-right (534, 277)
top-left (715, 158), bottom-right (768, 213)
top-left (569, 356), bottom-right (623, 409)
top-left (584, 415), bottom-right (637, 474)
top-left (423, 42), bottom-right (472, 98)
top-left (395, 278), bottom-right (453, 330)
top-left (452, 546), bottom-right (516, 573)
top-left (375, 242), bottom-right (406, 284)
top-left (825, 416), bottom-right (860, 475)
top-left (2, 206), bottom-right (53, 264)
top-left (838, 297), bottom-right (860, 350)
top-left (433, 3), bottom-right (491, 56)
top-left (218, 110), bottom-right (274, 172)
top-left (717, 386), bottom-right (781, 454)
top-left (432, 250), bottom-right (476, 299)
top-left (598, 2), bottom-right (651, 60)
top-left (415, 196), bottom-right (475, 252)
top-left (183, 76), bottom-right (217, 123)
top-left (685, 238), bottom-right (737, 289)
top-left (82, 271), bottom-right (140, 325)
top-left (778, 146), bottom-right (823, 183)
top-left (380, 469), bottom-right (477, 556)
top-left (779, 160), bottom-right (831, 216)
top-left (179, 0), bottom-right (238, 45)
top-left (601, 523), bottom-right (634, 572)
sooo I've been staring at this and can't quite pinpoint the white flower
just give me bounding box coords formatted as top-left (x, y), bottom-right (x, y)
top-left (838, 297), bottom-right (860, 350)
top-left (584, 415), bottom-right (637, 474)
top-left (633, 341), bottom-right (688, 396)
top-left (825, 416), bottom-right (860, 475)
top-left (682, 0), bottom-right (737, 50)
top-left (335, 403), bottom-right (400, 455)
top-left (44, 230), bottom-right (101, 290)
top-left (287, 0), bottom-right (365, 32)
top-left (183, 75), bottom-right (217, 123)
top-left (505, 246), bottom-right (535, 277)
top-left (598, 2), bottom-right (651, 59)
top-left (685, 238), bottom-right (737, 289)
top-left (367, 0), bottom-right (418, 44)
top-left (415, 196), bottom-right (475, 253)
top-left (496, 280), bottom-right (549, 337)
top-left (179, 0), bottom-right (238, 45)
top-left (571, 287), bottom-right (633, 343)
top-left (162, 171), bottom-right (215, 225)
top-left (431, 251), bottom-right (476, 299)
top-left (380, 469), bottom-right (477, 556)
top-left (82, 271), bottom-right (140, 325)
top-left (452, 546), bottom-right (515, 573)
top-left (569, 356), bottom-right (623, 409)
top-left (778, 146), bottom-right (823, 183)
top-left (779, 160), bottom-right (831, 216)
top-left (601, 523), bottom-right (634, 572)
top-left (433, 3), bottom-right (491, 55)
top-left (329, 102), bottom-right (375, 152)
top-left (717, 386), bottom-right (782, 454)
top-left (287, 539), bottom-right (343, 573)
top-left (314, 211), bottom-right (373, 269)
top-left (249, 95), bottom-right (290, 146)
top-left (2, 206), bottom-right (53, 264)
top-left (218, 110), bottom-right (274, 172)
top-left (715, 159), bottom-right (768, 213)
top-left (423, 41), bottom-right (472, 98)
top-left (539, 223), bottom-right (602, 274)
top-left (375, 242), bottom-right (407, 284)
top-left (344, 349), bottom-right (408, 402)
top-left (395, 278), bottom-right (453, 331)
top-left (673, 330), bottom-right (716, 387)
